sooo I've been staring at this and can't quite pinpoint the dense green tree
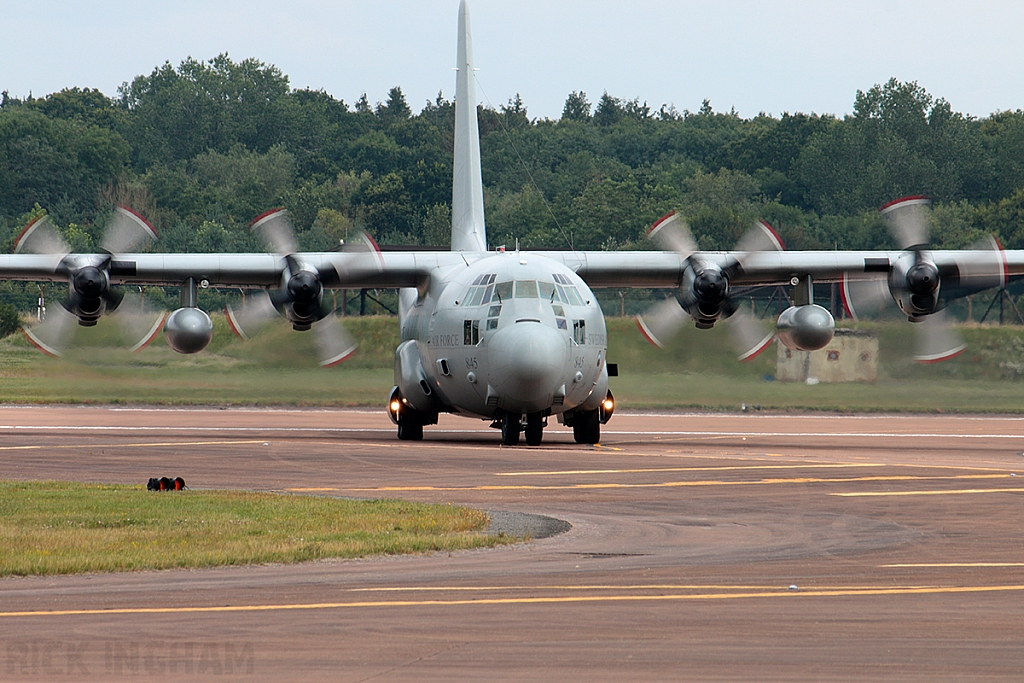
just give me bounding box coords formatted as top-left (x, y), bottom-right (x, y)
top-left (0, 107), bottom-right (129, 220)
top-left (3, 53), bottom-right (1024, 282)
top-left (562, 91), bottom-right (591, 122)
top-left (375, 87), bottom-right (412, 122)
top-left (0, 301), bottom-right (19, 337)
top-left (354, 171), bottom-right (415, 241)
top-left (593, 92), bottom-right (625, 127)
top-left (118, 54), bottom-right (294, 168)
top-left (795, 79), bottom-right (987, 215)
top-left (500, 95), bottom-right (529, 130)
top-left (31, 88), bottom-right (124, 131)
top-left (980, 110), bottom-right (1024, 200)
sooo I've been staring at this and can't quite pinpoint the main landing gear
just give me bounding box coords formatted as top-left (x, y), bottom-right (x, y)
top-left (564, 392), bottom-right (614, 445)
top-left (571, 408), bottom-right (600, 445)
top-left (387, 387), bottom-right (437, 441)
top-left (397, 413), bottom-right (423, 441)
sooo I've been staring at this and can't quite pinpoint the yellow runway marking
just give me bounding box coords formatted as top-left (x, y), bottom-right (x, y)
top-left (347, 473), bottom-right (1010, 493)
top-left (4, 585), bottom-right (1024, 618)
top-left (834, 487), bottom-right (1024, 497)
top-left (497, 463), bottom-right (879, 477)
top-left (346, 583), bottom-right (936, 593)
top-left (286, 487), bottom-right (340, 492)
top-left (883, 563), bottom-right (1024, 568)
top-left (0, 439), bottom-right (267, 451)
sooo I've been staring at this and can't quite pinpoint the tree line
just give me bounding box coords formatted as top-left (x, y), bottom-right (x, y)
top-left (2, 53), bottom-right (1024, 266)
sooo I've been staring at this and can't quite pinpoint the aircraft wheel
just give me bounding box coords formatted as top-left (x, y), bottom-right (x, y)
top-left (397, 414), bottom-right (423, 441)
top-left (525, 412), bottom-right (544, 446)
top-left (501, 412), bottom-right (521, 446)
top-left (572, 409), bottom-right (600, 445)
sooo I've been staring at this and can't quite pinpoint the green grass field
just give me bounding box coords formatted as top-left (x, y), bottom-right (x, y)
top-left (4, 313), bottom-right (1024, 412)
top-left (0, 481), bottom-right (515, 576)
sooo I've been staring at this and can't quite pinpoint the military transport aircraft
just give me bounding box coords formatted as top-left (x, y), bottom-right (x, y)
top-left (2, 1), bottom-right (1019, 446)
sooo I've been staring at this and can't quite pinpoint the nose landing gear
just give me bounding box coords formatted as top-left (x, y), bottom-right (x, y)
top-left (525, 412), bottom-right (545, 446)
top-left (493, 410), bottom-right (548, 446)
top-left (500, 411), bottom-right (521, 446)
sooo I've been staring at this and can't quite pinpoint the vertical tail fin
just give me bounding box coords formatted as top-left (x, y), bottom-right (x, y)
top-left (451, 0), bottom-right (487, 253)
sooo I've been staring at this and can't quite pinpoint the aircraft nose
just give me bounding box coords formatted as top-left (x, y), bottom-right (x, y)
top-left (488, 322), bottom-right (569, 410)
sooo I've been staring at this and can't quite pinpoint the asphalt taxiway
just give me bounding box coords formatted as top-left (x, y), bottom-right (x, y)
top-left (2, 407), bottom-right (1024, 681)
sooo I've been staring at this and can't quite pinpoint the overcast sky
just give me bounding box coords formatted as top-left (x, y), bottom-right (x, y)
top-left (2, 1), bottom-right (1022, 120)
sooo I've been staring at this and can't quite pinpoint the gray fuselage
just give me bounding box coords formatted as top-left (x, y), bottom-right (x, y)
top-left (395, 251), bottom-right (609, 420)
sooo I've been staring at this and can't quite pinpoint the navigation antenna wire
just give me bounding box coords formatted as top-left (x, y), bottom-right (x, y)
top-left (474, 75), bottom-right (576, 253)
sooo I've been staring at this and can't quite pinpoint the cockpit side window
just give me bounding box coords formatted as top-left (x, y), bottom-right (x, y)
top-left (573, 319), bottom-right (586, 345)
top-left (464, 319), bottom-right (480, 345)
top-left (551, 273), bottom-right (586, 307)
top-left (494, 281), bottom-right (512, 302)
top-left (486, 304), bottom-right (501, 330)
top-left (555, 303), bottom-right (567, 330)
top-left (462, 274), bottom-right (497, 307)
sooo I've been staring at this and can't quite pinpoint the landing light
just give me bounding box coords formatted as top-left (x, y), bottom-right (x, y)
top-left (599, 391), bottom-right (615, 425)
top-left (390, 400), bottom-right (401, 413)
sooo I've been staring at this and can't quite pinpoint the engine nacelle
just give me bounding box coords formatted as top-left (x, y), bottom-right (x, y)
top-left (64, 264), bottom-right (122, 326)
top-left (889, 250), bottom-right (941, 321)
top-left (680, 261), bottom-right (730, 329)
top-left (776, 304), bottom-right (835, 351)
top-left (283, 270), bottom-right (323, 331)
top-left (163, 307), bottom-right (213, 354)
top-left (394, 339), bottom-right (443, 414)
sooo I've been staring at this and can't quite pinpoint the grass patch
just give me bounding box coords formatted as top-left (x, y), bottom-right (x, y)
top-left (0, 480), bottom-right (515, 577)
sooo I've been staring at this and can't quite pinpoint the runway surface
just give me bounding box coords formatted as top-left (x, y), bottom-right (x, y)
top-left (2, 406), bottom-right (1024, 681)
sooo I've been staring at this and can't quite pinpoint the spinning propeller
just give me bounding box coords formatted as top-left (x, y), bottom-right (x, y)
top-left (842, 196), bottom-right (1006, 363)
top-left (225, 208), bottom-right (382, 367)
top-left (636, 212), bottom-right (782, 361)
top-left (17, 207), bottom-right (165, 357)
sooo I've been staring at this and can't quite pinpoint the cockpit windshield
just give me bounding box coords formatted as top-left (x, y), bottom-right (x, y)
top-left (464, 275), bottom-right (585, 308)
top-left (514, 280), bottom-right (538, 298)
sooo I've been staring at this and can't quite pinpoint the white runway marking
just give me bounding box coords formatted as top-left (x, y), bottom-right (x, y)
top-left (0, 424), bottom-right (1021, 440)
top-left (605, 431), bottom-right (1024, 439)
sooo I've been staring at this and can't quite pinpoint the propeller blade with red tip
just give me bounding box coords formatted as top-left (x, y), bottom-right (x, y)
top-left (100, 206), bottom-right (159, 254)
top-left (112, 288), bottom-right (168, 353)
top-left (914, 309), bottom-right (966, 364)
top-left (313, 314), bottom-right (359, 367)
top-left (225, 291), bottom-right (279, 341)
top-left (20, 305), bottom-right (78, 358)
top-left (13, 215), bottom-right (69, 258)
top-left (840, 272), bottom-right (891, 321)
top-left (636, 297), bottom-right (690, 349)
top-left (647, 211), bottom-right (697, 255)
top-left (251, 208), bottom-right (297, 256)
top-left (735, 219), bottom-right (785, 254)
top-left (881, 196), bottom-right (931, 250)
top-left (726, 308), bottom-right (775, 362)
top-left (957, 235), bottom-right (1009, 292)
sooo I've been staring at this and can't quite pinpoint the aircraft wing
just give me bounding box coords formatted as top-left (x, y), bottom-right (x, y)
top-left (548, 249), bottom-right (1021, 290)
top-left (0, 251), bottom-right (465, 290)
top-left (0, 248), bottom-right (1017, 291)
